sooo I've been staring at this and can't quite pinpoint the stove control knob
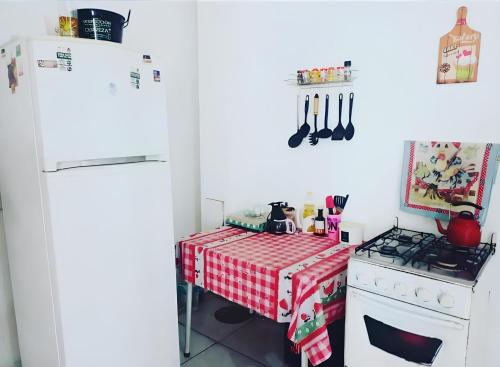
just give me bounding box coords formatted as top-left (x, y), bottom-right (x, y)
top-left (374, 278), bottom-right (390, 291)
top-left (394, 282), bottom-right (408, 296)
top-left (355, 273), bottom-right (370, 286)
top-left (438, 293), bottom-right (455, 308)
top-left (415, 287), bottom-right (432, 302)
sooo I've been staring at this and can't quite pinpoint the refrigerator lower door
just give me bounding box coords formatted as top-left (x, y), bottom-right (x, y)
top-left (43, 162), bottom-right (179, 367)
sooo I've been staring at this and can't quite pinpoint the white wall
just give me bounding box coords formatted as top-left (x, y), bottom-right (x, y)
top-left (198, 1), bottom-right (500, 365)
top-left (0, 1), bottom-right (199, 365)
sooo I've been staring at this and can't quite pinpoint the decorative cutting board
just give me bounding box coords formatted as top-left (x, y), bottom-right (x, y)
top-left (437, 6), bottom-right (481, 84)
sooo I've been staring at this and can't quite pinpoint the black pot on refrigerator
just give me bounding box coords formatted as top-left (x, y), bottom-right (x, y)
top-left (77, 9), bottom-right (131, 43)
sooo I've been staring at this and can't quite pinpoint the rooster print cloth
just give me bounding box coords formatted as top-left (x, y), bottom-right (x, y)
top-left (401, 141), bottom-right (499, 224)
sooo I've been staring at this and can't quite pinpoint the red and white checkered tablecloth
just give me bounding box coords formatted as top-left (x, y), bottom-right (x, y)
top-left (204, 232), bottom-right (334, 320)
top-left (180, 227), bottom-right (245, 283)
top-left (179, 227), bottom-right (354, 366)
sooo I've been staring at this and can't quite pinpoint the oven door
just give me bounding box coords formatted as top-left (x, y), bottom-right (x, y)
top-left (345, 287), bottom-right (469, 367)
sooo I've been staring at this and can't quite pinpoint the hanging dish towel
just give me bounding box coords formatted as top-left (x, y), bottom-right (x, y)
top-left (401, 141), bottom-right (500, 224)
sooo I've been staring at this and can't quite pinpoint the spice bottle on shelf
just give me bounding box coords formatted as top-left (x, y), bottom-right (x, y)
top-left (297, 70), bottom-right (305, 85)
top-left (335, 67), bottom-right (343, 81)
top-left (303, 69), bottom-right (310, 84)
top-left (301, 192), bottom-right (316, 234)
top-left (314, 208), bottom-right (326, 236)
top-left (310, 68), bottom-right (321, 83)
top-left (320, 68), bottom-right (328, 83)
top-left (344, 60), bottom-right (352, 81)
top-left (327, 67), bottom-right (335, 82)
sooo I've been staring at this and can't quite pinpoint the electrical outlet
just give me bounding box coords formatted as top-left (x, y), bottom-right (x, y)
top-left (202, 198), bottom-right (225, 231)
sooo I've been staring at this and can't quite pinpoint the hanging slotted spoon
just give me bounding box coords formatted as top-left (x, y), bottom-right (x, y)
top-left (331, 93), bottom-right (345, 141)
top-left (308, 94), bottom-right (320, 146)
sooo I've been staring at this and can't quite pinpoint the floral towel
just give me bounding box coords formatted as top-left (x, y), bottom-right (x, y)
top-left (401, 141), bottom-right (499, 224)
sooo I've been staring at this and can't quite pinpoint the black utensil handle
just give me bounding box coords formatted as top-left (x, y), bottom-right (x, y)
top-left (338, 93), bottom-right (343, 123)
top-left (459, 211), bottom-right (475, 219)
top-left (325, 94), bottom-right (329, 128)
top-left (451, 201), bottom-right (483, 210)
top-left (349, 92), bottom-right (354, 122)
top-left (296, 95), bottom-right (300, 131)
top-left (304, 95), bottom-right (309, 122)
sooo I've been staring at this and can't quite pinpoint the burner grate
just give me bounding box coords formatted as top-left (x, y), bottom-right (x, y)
top-left (355, 227), bottom-right (437, 266)
top-left (355, 226), bottom-right (496, 281)
top-left (411, 236), bottom-right (495, 280)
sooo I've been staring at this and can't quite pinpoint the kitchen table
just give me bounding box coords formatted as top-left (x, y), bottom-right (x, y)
top-left (179, 227), bottom-right (354, 366)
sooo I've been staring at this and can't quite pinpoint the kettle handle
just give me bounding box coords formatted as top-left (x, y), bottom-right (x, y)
top-left (451, 201), bottom-right (483, 210)
top-left (458, 211), bottom-right (475, 219)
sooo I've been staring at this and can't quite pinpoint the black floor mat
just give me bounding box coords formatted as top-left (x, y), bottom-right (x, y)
top-left (214, 305), bottom-right (253, 324)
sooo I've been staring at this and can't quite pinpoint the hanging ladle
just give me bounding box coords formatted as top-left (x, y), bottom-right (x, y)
top-left (288, 95), bottom-right (310, 148)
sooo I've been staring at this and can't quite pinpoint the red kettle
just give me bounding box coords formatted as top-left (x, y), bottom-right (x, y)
top-left (435, 201), bottom-right (483, 247)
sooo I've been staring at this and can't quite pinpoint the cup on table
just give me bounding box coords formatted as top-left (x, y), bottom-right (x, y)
top-left (327, 214), bottom-right (342, 240)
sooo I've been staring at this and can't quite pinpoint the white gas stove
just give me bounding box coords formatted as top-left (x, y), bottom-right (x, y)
top-left (345, 226), bottom-right (496, 367)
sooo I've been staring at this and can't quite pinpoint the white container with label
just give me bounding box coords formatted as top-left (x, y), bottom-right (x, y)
top-left (339, 222), bottom-right (364, 245)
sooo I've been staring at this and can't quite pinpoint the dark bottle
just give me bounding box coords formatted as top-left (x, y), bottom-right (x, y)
top-left (314, 209), bottom-right (326, 236)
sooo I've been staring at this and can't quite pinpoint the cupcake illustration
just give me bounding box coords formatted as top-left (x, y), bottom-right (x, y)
top-left (455, 49), bottom-right (477, 82)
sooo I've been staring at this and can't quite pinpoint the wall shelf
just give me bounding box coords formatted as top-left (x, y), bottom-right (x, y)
top-left (285, 79), bottom-right (355, 89)
top-left (285, 70), bottom-right (358, 89)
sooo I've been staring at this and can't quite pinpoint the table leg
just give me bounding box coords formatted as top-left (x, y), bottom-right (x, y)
top-left (301, 348), bottom-right (308, 367)
top-left (184, 282), bottom-right (193, 358)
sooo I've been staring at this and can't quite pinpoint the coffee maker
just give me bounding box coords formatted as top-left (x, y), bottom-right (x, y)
top-left (266, 202), bottom-right (296, 235)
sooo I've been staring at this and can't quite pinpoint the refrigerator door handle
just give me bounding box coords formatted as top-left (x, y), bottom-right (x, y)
top-left (44, 154), bottom-right (167, 172)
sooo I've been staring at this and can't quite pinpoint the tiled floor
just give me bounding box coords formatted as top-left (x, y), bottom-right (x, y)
top-left (178, 292), bottom-right (294, 367)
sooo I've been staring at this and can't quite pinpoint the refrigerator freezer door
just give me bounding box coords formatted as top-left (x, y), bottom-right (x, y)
top-left (30, 38), bottom-right (169, 171)
top-left (43, 162), bottom-right (179, 367)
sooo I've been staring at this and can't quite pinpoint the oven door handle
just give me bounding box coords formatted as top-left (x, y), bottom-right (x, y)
top-left (351, 289), bottom-right (465, 330)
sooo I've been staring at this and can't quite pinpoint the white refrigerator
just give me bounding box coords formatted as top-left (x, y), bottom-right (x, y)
top-left (0, 37), bottom-right (180, 367)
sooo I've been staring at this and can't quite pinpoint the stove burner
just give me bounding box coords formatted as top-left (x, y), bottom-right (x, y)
top-left (380, 245), bottom-right (399, 257)
top-left (435, 261), bottom-right (459, 269)
top-left (398, 235), bottom-right (412, 243)
top-left (435, 248), bottom-right (461, 268)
